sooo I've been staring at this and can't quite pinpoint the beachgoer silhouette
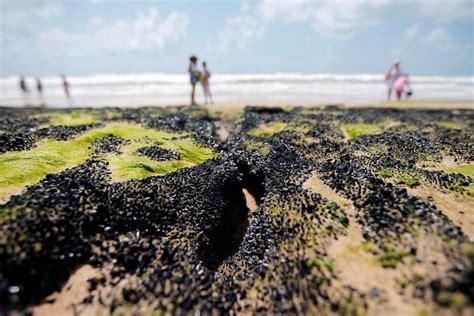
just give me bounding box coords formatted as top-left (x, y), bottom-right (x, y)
top-left (61, 74), bottom-right (71, 100)
top-left (19, 76), bottom-right (31, 106)
top-left (19, 77), bottom-right (29, 94)
top-left (384, 59), bottom-right (402, 100)
top-left (36, 77), bottom-right (46, 107)
top-left (201, 61), bottom-right (213, 105)
top-left (36, 77), bottom-right (43, 94)
top-left (188, 55), bottom-right (200, 105)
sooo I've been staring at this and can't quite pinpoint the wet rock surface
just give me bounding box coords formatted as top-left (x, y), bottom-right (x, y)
top-left (0, 106), bottom-right (473, 315)
top-left (134, 146), bottom-right (181, 161)
top-left (91, 135), bottom-right (131, 156)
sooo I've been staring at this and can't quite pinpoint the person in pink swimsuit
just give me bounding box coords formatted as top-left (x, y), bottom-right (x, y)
top-left (201, 61), bottom-right (213, 104)
top-left (384, 59), bottom-right (401, 100)
top-left (393, 74), bottom-right (412, 100)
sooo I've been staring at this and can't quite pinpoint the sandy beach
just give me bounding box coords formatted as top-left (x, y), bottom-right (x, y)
top-left (1, 105), bottom-right (473, 315)
top-left (2, 0), bottom-right (473, 314)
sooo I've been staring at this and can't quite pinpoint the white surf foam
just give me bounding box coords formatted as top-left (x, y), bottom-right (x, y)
top-left (1, 73), bottom-right (472, 107)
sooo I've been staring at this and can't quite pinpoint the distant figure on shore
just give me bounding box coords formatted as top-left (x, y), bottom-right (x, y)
top-left (201, 61), bottom-right (213, 104)
top-left (188, 55), bottom-right (200, 105)
top-left (36, 77), bottom-right (43, 94)
top-left (19, 77), bottom-right (29, 94)
top-left (19, 76), bottom-right (31, 106)
top-left (36, 77), bottom-right (46, 107)
top-left (393, 74), bottom-right (412, 101)
top-left (61, 74), bottom-right (71, 101)
top-left (384, 59), bottom-right (402, 100)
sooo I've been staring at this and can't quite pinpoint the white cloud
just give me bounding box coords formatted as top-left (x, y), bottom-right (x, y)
top-left (40, 8), bottom-right (189, 56)
top-left (421, 27), bottom-right (470, 52)
top-left (420, 0), bottom-right (474, 22)
top-left (404, 23), bottom-right (421, 41)
top-left (423, 27), bottom-right (452, 46)
top-left (1, 2), bottom-right (63, 24)
top-left (215, 0), bottom-right (392, 52)
top-left (257, 0), bottom-right (393, 38)
top-left (1, 2), bottom-right (65, 48)
top-left (250, 0), bottom-right (473, 41)
top-left (215, 14), bottom-right (264, 52)
top-left (90, 16), bottom-right (104, 27)
top-left (36, 3), bottom-right (63, 18)
top-left (258, 0), bottom-right (312, 23)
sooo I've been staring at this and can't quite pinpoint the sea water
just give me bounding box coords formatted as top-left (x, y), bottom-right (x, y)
top-left (1, 73), bottom-right (472, 107)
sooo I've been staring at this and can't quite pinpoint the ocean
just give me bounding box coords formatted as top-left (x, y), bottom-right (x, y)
top-left (1, 73), bottom-right (473, 107)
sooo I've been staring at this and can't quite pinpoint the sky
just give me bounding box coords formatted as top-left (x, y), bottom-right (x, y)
top-left (1, 0), bottom-right (473, 76)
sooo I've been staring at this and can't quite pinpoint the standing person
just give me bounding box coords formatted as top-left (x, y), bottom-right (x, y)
top-left (36, 77), bottom-right (43, 94)
top-left (36, 77), bottom-right (46, 107)
top-left (19, 76), bottom-right (29, 94)
top-left (384, 59), bottom-right (402, 100)
top-left (61, 74), bottom-right (71, 101)
top-left (188, 55), bottom-right (200, 105)
top-left (19, 76), bottom-right (30, 106)
top-left (201, 61), bottom-right (213, 105)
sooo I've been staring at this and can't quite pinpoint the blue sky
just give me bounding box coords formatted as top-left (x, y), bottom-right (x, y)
top-left (1, 0), bottom-right (473, 76)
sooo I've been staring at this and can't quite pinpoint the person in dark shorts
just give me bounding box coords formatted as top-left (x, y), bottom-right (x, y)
top-left (188, 55), bottom-right (200, 105)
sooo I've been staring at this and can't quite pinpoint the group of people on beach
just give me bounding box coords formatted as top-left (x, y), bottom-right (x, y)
top-left (18, 58), bottom-right (412, 107)
top-left (188, 55), bottom-right (213, 106)
top-left (384, 59), bottom-right (412, 101)
top-left (19, 75), bottom-right (71, 107)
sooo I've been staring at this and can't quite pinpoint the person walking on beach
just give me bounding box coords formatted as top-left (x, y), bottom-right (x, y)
top-left (384, 59), bottom-right (402, 100)
top-left (19, 76), bottom-right (31, 106)
top-left (19, 76), bottom-right (29, 94)
top-left (36, 77), bottom-right (46, 107)
top-left (36, 77), bottom-right (43, 95)
top-left (188, 55), bottom-right (200, 105)
top-left (61, 74), bottom-right (71, 100)
top-left (201, 61), bottom-right (213, 105)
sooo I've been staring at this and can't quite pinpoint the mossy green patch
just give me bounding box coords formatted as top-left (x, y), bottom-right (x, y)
top-left (446, 164), bottom-right (474, 178)
top-left (378, 248), bottom-right (411, 268)
top-left (377, 167), bottom-right (422, 188)
top-left (0, 123), bottom-right (216, 200)
top-left (435, 291), bottom-right (467, 310)
top-left (243, 140), bottom-right (271, 156)
top-left (435, 121), bottom-right (464, 130)
top-left (105, 137), bottom-right (215, 181)
top-left (378, 167), bottom-right (394, 178)
top-left (342, 123), bottom-right (381, 139)
top-left (40, 110), bottom-right (99, 126)
top-left (399, 175), bottom-right (421, 188)
top-left (305, 258), bottom-right (334, 273)
top-left (248, 122), bottom-right (287, 138)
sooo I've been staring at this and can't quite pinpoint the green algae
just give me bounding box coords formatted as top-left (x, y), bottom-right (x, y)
top-left (436, 291), bottom-right (467, 310)
top-left (376, 167), bottom-right (422, 188)
top-left (305, 258), bottom-right (335, 273)
top-left (39, 110), bottom-right (100, 126)
top-left (248, 122), bottom-right (288, 138)
top-left (435, 121), bottom-right (464, 130)
top-left (342, 123), bottom-right (382, 139)
top-left (446, 164), bottom-right (474, 178)
top-left (378, 167), bottom-right (394, 178)
top-left (105, 137), bottom-right (215, 181)
top-left (0, 123), bottom-right (216, 200)
top-left (243, 140), bottom-right (271, 156)
top-left (378, 248), bottom-right (411, 268)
